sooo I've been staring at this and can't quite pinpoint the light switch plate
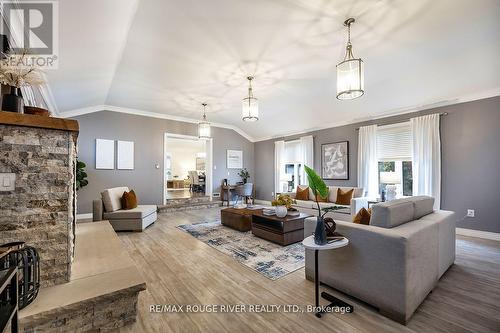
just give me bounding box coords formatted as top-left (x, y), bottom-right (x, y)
top-left (0, 173), bottom-right (15, 191)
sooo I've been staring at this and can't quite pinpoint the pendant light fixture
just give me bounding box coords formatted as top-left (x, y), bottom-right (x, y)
top-left (336, 18), bottom-right (364, 100)
top-left (242, 76), bottom-right (259, 122)
top-left (198, 103), bottom-right (211, 139)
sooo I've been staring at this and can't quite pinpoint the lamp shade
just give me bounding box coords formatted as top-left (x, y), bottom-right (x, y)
top-left (336, 58), bottom-right (364, 100)
top-left (242, 96), bottom-right (259, 122)
top-left (198, 103), bottom-right (211, 138)
top-left (198, 121), bottom-right (211, 139)
top-left (379, 171), bottom-right (401, 184)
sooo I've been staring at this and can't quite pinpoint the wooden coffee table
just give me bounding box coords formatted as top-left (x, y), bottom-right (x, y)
top-left (221, 207), bottom-right (254, 232)
top-left (251, 211), bottom-right (313, 246)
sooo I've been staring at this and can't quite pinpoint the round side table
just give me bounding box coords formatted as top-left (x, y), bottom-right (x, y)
top-left (302, 235), bottom-right (354, 318)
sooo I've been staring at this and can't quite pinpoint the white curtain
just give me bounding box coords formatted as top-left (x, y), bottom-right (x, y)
top-left (411, 114), bottom-right (441, 210)
top-left (299, 135), bottom-right (314, 185)
top-left (274, 140), bottom-right (285, 195)
top-left (358, 125), bottom-right (378, 197)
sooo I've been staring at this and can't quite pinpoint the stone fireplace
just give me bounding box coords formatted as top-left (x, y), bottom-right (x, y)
top-left (0, 111), bottom-right (78, 288)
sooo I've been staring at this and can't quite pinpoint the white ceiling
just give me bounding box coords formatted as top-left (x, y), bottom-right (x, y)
top-left (51, 0), bottom-right (500, 141)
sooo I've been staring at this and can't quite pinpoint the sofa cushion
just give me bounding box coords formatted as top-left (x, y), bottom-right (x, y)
top-left (296, 186), bottom-right (309, 200)
top-left (103, 205), bottom-right (157, 220)
top-left (412, 196), bottom-right (435, 219)
top-left (293, 199), bottom-right (316, 210)
top-left (335, 188), bottom-right (354, 205)
top-left (353, 187), bottom-right (364, 198)
top-left (308, 187), bottom-right (317, 200)
top-left (370, 198), bottom-right (415, 228)
top-left (101, 187), bottom-right (129, 212)
top-left (121, 190), bottom-right (138, 210)
top-left (328, 186), bottom-right (338, 202)
top-left (353, 207), bottom-right (371, 225)
top-left (316, 192), bottom-right (328, 202)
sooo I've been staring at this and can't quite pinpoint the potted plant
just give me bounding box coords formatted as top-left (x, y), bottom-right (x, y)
top-left (238, 168), bottom-right (250, 184)
top-left (76, 160), bottom-right (88, 190)
top-left (0, 50), bottom-right (44, 113)
top-left (271, 194), bottom-right (296, 218)
top-left (304, 165), bottom-right (329, 245)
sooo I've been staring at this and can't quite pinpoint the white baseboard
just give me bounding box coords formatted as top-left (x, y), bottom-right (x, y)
top-left (76, 213), bottom-right (93, 221)
top-left (456, 228), bottom-right (500, 241)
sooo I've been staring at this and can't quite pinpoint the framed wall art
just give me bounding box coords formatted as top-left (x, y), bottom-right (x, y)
top-left (321, 141), bottom-right (349, 180)
top-left (227, 150), bottom-right (243, 169)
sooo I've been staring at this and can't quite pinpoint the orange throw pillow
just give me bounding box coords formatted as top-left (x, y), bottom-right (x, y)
top-left (121, 190), bottom-right (138, 210)
top-left (335, 188), bottom-right (354, 205)
top-left (353, 207), bottom-right (371, 225)
top-left (295, 186), bottom-right (309, 200)
top-left (315, 190), bottom-right (329, 203)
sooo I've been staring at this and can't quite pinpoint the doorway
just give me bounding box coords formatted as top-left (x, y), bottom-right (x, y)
top-left (163, 133), bottom-right (213, 204)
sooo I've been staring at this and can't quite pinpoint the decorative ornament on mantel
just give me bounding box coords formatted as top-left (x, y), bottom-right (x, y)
top-left (198, 103), bottom-right (211, 139)
top-left (242, 76), bottom-right (259, 122)
top-left (0, 49), bottom-right (45, 113)
top-left (336, 18), bottom-right (364, 100)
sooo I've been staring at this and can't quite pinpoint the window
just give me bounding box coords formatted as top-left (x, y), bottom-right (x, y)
top-left (377, 122), bottom-right (413, 197)
top-left (275, 136), bottom-right (313, 194)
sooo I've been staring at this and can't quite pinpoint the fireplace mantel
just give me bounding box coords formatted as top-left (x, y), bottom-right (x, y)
top-left (0, 111), bottom-right (79, 133)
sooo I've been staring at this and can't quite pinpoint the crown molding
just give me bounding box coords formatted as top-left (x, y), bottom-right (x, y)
top-left (253, 87), bottom-right (500, 142)
top-left (59, 104), bottom-right (256, 142)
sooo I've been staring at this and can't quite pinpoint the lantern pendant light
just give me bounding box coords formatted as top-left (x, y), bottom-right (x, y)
top-left (336, 18), bottom-right (364, 100)
top-left (198, 103), bottom-right (211, 139)
top-left (242, 76), bottom-right (259, 122)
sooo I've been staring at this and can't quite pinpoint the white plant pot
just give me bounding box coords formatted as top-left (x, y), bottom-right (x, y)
top-left (275, 205), bottom-right (287, 218)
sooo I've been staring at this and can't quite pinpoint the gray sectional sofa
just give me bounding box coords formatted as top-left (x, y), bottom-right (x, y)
top-left (93, 187), bottom-right (157, 231)
top-left (304, 196), bottom-right (455, 324)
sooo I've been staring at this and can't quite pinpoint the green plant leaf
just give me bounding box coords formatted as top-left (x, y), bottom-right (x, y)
top-left (304, 165), bottom-right (327, 198)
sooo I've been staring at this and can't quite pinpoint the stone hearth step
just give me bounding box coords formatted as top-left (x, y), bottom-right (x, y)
top-left (159, 196), bottom-right (221, 213)
top-left (19, 221), bottom-right (146, 332)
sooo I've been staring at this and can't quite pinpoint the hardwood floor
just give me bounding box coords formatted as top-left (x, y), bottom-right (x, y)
top-left (118, 208), bottom-right (500, 333)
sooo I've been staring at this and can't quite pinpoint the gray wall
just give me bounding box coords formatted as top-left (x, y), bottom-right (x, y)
top-left (254, 96), bottom-right (500, 233)
top-left (74, 111), bottom-right (254, 213)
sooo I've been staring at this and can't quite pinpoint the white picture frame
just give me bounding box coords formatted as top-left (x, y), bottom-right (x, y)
top-left (95, 139), bottom-right (115, 169)
top-left (227, 149), bottom-right (243, 169)
top-left (117, 140), bottom-right (134, 170)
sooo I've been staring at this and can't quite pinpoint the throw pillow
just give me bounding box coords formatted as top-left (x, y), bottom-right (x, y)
top-left (295, 186), bottom-right (309, 200)
top-left (121, 190), bottom-right (138, 210)
top-left (335, 188), bottom-right (354, 205)
top-left (353, 207), bottom-right (371, 225)
top-left (315, 190), bottom-right (329, 202)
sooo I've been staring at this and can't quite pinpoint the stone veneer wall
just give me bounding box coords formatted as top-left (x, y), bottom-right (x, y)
top-left (19, 288), bottom-right (142, 332)
top-left (0, 124), bottom-right (77, 287)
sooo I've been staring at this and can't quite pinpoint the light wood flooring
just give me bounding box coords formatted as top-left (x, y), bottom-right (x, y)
top-left (118, 207), bottom-right (500, 333)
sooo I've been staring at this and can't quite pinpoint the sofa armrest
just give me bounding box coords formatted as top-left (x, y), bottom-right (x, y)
top-left (350, 196), bottom-right (369, 217)
top-left (93, 199), bottom-right (104, 221)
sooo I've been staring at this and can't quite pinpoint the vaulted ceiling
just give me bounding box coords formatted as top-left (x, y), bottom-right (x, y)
top-left (50, 0), bottom-right (500, 141)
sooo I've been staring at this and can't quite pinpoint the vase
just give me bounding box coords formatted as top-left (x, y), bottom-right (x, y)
top-left (2, 86), bottom-right (24, 113)
top-left (314, 216), bottom-right (327, 245)
top-left (275, 205), bottom-right (287, 218)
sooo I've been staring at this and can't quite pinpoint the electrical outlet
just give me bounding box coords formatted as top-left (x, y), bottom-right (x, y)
top-left (0, 173), bottom-right (16, 191)
top-left (467, 209), bottom-right (475, 218)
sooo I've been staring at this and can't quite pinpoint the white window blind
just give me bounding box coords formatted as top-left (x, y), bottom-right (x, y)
top-left (377, 122), bottom-right (412, 161)
top-left (284, 140), bottom-right (301, 163)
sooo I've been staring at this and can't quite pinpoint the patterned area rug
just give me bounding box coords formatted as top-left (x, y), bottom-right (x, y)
top-left (177, 221), bottom-right (305, 280)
